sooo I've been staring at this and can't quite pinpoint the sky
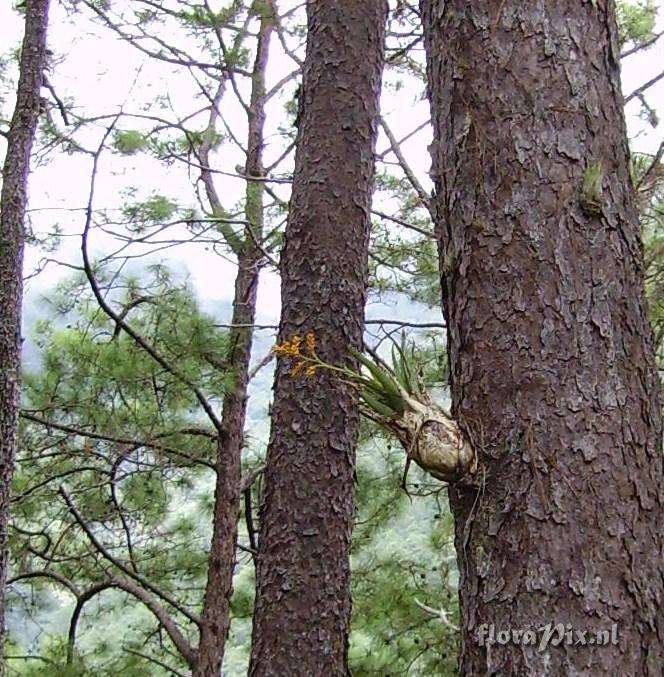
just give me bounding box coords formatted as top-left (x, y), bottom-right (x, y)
top-left (0, 0), bottom-right (445, 364)
top-left (1, 0), bottom-right (663, 337)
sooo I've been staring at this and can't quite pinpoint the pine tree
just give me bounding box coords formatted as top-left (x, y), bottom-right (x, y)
top-left (249, 3), bottom-right (388, 674)
top-left (0, 1), bottom-right (52, 668)
top-left (421, 0), bottom-right (664, 673)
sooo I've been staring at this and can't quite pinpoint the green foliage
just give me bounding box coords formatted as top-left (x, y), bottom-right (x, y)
top-left (5, 635), bottom-right (87, 676)
top-left (346, 333), bottom-right (458, 673)
top-left (350, 445), bottom-right (458, 676)
top-left (390, 333), bottom-right (425, 397)
top-left (349, 335), bottom-right (442, 423)
top-left (178, 3), bottom-right (238, 29)
top-left (121, 472), bottom-right (168, 525)
top-left (175, 128), bottom-right (224, 153)
top-left (351, 346), bottom-right (406, 417)
top-left (9, 266), bottom-right (230, 672)
top-left (370, 171), bottom-right (438, 305)
top-left (616, 0), bottom-right (658, 46)
top-left (25, 272), bottom-right (229, 431)
top-left (371, 229), bottom-right (440, 306)
top-left (121, 194), bottom-right (178, 225)
top-left (229, 566), bottom-right (255, 619)
top-left (112, 130), bottom-right (149, 155)
top-left (634, 152), bottom-right (664, 366)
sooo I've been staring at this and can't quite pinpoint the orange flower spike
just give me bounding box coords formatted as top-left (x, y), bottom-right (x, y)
top-left (305, 332), bottom-right (316, 355)
top-left (273, 335), bottom-right (303, 357)
top-left (305, 364), bottom-right (317, 377)
top-left (291, 361), bottom-right (305, 377)
top-left (272, 341), bottom-right (292, 356)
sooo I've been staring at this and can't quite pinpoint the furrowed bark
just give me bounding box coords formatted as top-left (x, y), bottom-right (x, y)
top-left (249, 3), bottom-right (387, 675)
top-left (0, 0), bottom-right (51, 668)
top-left (193, 6), bottom-right (274, 676)
top-left (421, 0), bottom-right (664, 674)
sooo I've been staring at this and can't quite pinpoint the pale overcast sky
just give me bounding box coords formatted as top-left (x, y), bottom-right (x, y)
top-left (1, 0), bottom-right (663, 327)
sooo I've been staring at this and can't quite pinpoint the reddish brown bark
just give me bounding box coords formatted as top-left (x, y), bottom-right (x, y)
top-left (422, 0), bottom-right (664, 674)
top-left (0, 1), bottom-right (51, 668)
top-left (248, 2), bottom-right (387, 675)
top-left (193, 6), bottom-right (274, 675)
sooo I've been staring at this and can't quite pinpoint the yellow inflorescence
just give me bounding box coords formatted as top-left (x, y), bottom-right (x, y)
top-left (273, 333), bottom-right (318, 377)
top-left (305, 331), bottom-right (315, 355)
top-left (273, 335), bottom-right (302, 357)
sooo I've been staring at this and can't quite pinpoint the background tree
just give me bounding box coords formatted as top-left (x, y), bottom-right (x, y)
top-left (193, 3), bottom-right (274, 673)
top-left (0, 0), bottom-right (51, 668)
top-left (421, 0), bottom-right (664, 674)
top-left (6, 1), bottom-right (284, 672)
top-left (249, 2), bottom-right (388, 675)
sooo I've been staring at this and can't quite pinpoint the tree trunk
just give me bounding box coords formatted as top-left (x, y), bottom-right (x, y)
top-left (421, 0), bottom-right (664, 674)
top-left (193, 5), bottom-right (273, 675)
top-left (249, 2), bottom-right (387, 675)
top-left (0, 0), bottom-right (51, 668)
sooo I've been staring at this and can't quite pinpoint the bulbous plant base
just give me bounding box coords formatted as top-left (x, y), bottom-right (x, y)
top-left (410, 418), bottom-right (476, 483)
top-left (380, 398), bottom-right (477, 485)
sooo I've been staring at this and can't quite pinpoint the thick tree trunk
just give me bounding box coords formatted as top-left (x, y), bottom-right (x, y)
top-left (0, 0), bottom-right (51, 668)
top-left (421, 1), bottom-right (664, 674)
top-left (193, 7), bottom-right (273, 676)
top-left (249, 3), bottom-right (387, 675)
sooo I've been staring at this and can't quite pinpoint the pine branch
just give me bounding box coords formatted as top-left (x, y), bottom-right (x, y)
top-left (59, 486), bottom-right (201, 627)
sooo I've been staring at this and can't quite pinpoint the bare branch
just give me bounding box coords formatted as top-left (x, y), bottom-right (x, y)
top-left (203, 0), bottom-right (252, 113)
top-left (636, 140), bottom-right (664, 191)
top-left (21, 411), bottom-right (216, 470)
top-left (8, 570), bottom-right (80, 597)
top-left (621, 30), bottom-right (664, 58)
top-left (371, 208), bottom-right (434, 238)
top-left (625, 68), bottom-right (664, 105)
top-left (124, 647), bottom-right (188, 677)
top-left (365, 319), bottom-right (445, 329)
top-left (81, 0), bottom-right (232, 74)
top-left (413, 597), bottom-right (460, 632)
top-left (59, 486), bottom-right (201, 627)
top-left (197, 78), bottom-right (243, 254)
top-left (273, 1), bottom-right (304, 67)
top-left (42, 75), bottom-right (69, 125)
top-left (67, 582), bottom-right (111, 664)
top-left (109, 456), bottom-right (139, 573)
top-left (249, 350), bottom-right (274, 381)
top-left (376, 120), bottom-right (429, 161)
top-left (379, 116), bottom-right (433, 216)
top-left (111, 576), bottom-right (197, 667)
